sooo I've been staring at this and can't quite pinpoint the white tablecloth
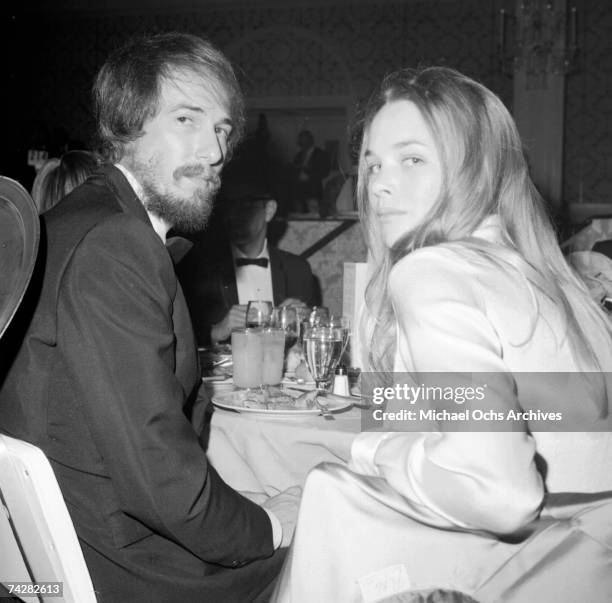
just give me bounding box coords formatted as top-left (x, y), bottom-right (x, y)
top-left (208, 406), bottom-right (362, 496)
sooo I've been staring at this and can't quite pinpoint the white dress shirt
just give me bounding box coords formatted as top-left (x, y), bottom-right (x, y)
top-left (232, 241), bottom-right (274, 305)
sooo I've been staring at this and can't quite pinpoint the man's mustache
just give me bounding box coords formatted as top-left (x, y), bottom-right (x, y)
top-left (173, 164), bottom-right (220, 187)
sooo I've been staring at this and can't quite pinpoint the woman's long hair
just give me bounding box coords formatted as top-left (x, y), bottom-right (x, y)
top-left (32, 150), bottom-right (100, 214)
top-left (357, 67), bottom-right (612, 397)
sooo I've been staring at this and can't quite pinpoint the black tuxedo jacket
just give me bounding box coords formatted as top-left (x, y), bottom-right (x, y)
top-left (178, 243), bottom-right (319, 346)
top-left (0, 166), bottom-right (283, 602)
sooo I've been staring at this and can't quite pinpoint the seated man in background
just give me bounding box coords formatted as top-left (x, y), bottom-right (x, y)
top-left (178, 182), bottom-right (320, 345)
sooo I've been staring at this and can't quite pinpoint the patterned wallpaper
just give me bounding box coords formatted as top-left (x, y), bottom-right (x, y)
top-left (4, 0), bottom-right (611, 204)
top-left (565, 0), bottom-right (612, 205)
top-left (6, 0), bottom-right (507, 183)
top-left (277, 218), bottom-right (368, 316)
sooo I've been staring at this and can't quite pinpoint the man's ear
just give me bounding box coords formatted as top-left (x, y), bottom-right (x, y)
top-left (264, 199), bottom-right (278, 223)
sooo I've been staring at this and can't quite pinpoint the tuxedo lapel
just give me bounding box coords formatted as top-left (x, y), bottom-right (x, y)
top-left (269, 248), bottom-right (286, 306)
top-left (218, 252), bottom-right (239, 310)
top-left (100, 165), bottom-right (152, 227)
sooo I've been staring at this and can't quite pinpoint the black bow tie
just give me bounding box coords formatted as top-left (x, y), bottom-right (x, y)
top-left (235, 257), bottom-right (269, 268)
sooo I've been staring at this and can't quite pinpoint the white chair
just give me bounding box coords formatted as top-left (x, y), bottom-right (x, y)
top-left (0, 434), bottom-right (97, 602)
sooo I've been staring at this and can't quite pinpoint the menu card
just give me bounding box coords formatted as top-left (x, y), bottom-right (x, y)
top-left (342, 262), bottom-right (368, 369)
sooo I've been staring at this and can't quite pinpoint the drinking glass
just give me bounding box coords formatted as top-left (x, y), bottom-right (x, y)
top-left (231, 328), bottom-right (264, 388)
top-left (301, 325), bottom-right (344, 392)
top-left (272, 306), bottom-right (299, 353)
top-left (246, 300), bottom-right (273, 328)
top-left (231, 327), bottom-right (285, 389)
top-left (309, 306), bottom-right (330, 326)
top-left (261, 327), bottom-right (286, 386)
top-left (328, 315), bottom-right (351, 360)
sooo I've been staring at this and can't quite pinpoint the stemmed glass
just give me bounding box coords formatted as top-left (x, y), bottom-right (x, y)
top-left (301, 324), bottom-right (344, 393)
top-left (309, 306), bottom-right (330, 326)
top-left (297, 306), bottom-right (329, 347)
top-left (246, 300), bottom-right (273, 328)
top-left (271, 306), bottom-right (299, 355)
top-left (328, 315), bottom-right (350, 365)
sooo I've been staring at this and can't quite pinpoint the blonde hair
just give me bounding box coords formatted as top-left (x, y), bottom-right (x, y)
top-left (31, 150), bottom-right (99, 214)
top-left (357, 67), bottom-right (612, 401)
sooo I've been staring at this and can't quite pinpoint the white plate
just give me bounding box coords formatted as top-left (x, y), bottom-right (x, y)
top-left (212, 389), bottom-right (352, 416)
top-left (281, 375), bottom-right (316, 390)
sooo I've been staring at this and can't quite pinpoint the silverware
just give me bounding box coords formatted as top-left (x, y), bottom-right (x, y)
top-left (201, 373), bottom-right (231, 382)
top-left (316, 396), bottom-right (335, 421)
top-left (211, 358), bottom-right (232, 367)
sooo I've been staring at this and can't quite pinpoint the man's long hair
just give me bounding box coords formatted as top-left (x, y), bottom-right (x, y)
top-left (92, 32), bottom-right (245, 163)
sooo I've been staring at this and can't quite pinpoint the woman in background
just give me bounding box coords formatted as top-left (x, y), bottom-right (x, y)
top-left (273, 67), bottom-right (612, 602)
top-left (31, 150), bottom-right (99, 213)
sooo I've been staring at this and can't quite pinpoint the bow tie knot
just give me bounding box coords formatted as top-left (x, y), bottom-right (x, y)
top-left (235, 257), bottom-right (269, 268)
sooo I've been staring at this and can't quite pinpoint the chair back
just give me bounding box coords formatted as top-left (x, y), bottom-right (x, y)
top-left (0, 177), bottom-right (39, 340)
top-left (0, 434), bottom-right (97, 602)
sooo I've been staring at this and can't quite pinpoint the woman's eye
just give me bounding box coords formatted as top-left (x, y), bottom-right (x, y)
top-left (177, 116), bottom-right (191, 124)
top-left (366, 163), bottom-right (380, 174)
top-left (402, 156), bottom-right (423, 166)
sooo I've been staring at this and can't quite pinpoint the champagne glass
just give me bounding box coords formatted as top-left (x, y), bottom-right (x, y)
top-left (328, 315), bottom-right (350, 362)
top-left (295, 306), bottom-right (311, 348)
top-left (272, 306), bottom-right (299, 354)
top-left (309, 306), bottom-right (329, 326)
top-left (302, 325), bottom-right (344, 393)
top-left (246, 300), bottom-right (273, 328)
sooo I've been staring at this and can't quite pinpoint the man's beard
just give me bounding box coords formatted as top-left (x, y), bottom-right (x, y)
top-left (136, 162), bottom-right (221, 233)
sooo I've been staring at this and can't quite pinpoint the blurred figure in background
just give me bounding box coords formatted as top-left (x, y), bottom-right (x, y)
top-left (290, 129), bottom-right (329, 213)
top-left (31, 150), bottom-right (100, 213)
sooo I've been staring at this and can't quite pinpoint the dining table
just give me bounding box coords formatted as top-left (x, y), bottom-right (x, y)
top-left (206, 394), bottom-right (363, 498)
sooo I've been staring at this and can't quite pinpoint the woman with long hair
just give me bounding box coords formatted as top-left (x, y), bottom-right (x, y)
top-left (273, 67), bottom-right (612, 602)
top-left (31, 149), bottom-right (100, 213)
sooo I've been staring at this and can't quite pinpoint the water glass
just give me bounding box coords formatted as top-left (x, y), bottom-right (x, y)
top-left (301, 324), bottom-right (345, 391)
top-left (328, 315), bottom-right (351, 359)
top-left (309, 306), bottom-right (330, 326)
top-left (231, 327), bottom-right (285, 388)
top-left (272, 306), bottom-right (299, 353)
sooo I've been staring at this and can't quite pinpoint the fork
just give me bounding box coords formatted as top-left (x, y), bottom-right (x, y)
top-left (316, 396), bottom-right (335, 421)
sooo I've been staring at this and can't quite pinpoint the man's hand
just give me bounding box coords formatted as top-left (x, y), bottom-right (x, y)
top-left (262, 485), bottom-right (302, 548)
top-left (210, 304), bottom-right (247, 343)
top-left (279, 298), bottom-right (307, 309)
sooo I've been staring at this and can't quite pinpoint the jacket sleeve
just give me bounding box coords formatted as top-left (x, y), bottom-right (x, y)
top-left (56, 215), bottom-right (274, 565)
top-left (351, 249), bottom-right (544, 535)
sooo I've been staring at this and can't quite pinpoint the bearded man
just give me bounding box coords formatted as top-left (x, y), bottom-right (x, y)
top-left (0, 33), bottom-right (299, 602)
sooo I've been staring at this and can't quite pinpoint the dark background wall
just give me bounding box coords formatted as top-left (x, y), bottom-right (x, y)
top-left (1, 0), bottom-right (610, 208)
